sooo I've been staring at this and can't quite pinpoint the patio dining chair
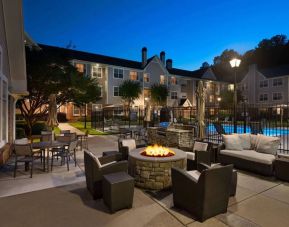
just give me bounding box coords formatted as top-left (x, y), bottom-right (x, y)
top-left (13, 144), bottom-right (38, 178)
top-left (213, 122), bottom-right (227, 135)
top-left (51, 140), bottom-right (78, 171)
top-left (60, 130), bottom-right (71, 134)
top-left (249, 122), bottom-right (263, 135)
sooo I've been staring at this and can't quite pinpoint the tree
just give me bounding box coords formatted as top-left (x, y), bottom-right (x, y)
top-left (150, 84), bottom-right (169, 106)
top-left (17, 46), bottom-right (101, 136)
top-left (219, 90), bottom-right (244, 109)
top-left (200, 62), bottom-right (210, 69)
top-left (213, 49), bottom-right (241, 66)
top-left (73, 77), bottom-right (101, 128)
top-left (119, 80), bottom-right (142, 108)
top-left (119, 80), bottom-right (142, 127)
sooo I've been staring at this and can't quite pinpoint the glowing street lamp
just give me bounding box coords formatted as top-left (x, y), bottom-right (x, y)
top-left (230, 58), bottom-right (241, 133)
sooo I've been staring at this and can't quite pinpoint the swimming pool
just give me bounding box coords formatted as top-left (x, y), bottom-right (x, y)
top-left (207, 124), bottom-right (289, 136)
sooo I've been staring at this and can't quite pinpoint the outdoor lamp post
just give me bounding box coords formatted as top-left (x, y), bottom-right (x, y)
top-left (230, 58), bottom-right (241, 133)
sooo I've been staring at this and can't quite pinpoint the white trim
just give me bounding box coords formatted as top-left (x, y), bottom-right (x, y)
top-left (259, 79), bottom-right (268, 88)
top-left (259, 93), bottom-right (269, 102)
top-left (113, 67), bottom-right (124, 79)
top-left (113, 86), bottom-right (120, 97)
top-left (272, 92), bottom-right (283, 101)
top-left (272, 78), bottom-right (284, 87)
top-left (99, 85), bottom-right (103, 97)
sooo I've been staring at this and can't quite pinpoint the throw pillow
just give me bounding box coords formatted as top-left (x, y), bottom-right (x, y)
top-left (255, 134), bottom-right (280, 155)
top-left (14, 138), bottom-right (29, 145)
top-left (222, 134), bottom-right (243, 151)
top-left (233, 133), bottom-right (251, 150)
top-left (193, 142), bottom-right (208, 152)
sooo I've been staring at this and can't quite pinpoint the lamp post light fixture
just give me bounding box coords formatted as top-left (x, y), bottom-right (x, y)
top-left (230, 58), bottom-right (241, 133)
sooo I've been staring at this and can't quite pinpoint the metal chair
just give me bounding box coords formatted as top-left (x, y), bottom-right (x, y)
top-left (60, 130), bottom-right (71, 134)
top-left (213, 122), bottom-right (227, 135)
top-left (13, 144), bottom-right (36, 178)
top-left (249, 122), bottom-right (263, 134)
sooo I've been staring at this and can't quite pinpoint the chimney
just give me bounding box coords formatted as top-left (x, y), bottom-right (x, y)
top-left (166, 59), bottom-right (172, 69)
top-left (142, 47), bottom-right (147, 67)
top-left (160, 51), bottom-right (165, 65)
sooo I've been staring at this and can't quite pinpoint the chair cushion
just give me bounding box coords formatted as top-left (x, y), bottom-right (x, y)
top-left (186, 152), bottom-right (195, 160)
top-left (122, 139), bottom-right (136, 151)
top-left (222, 134), bottom-right (243, 151)
top-left (187, 170), bottom-right (201, 182)
top-left (220, 149), bottom-right (275, 165)
top-left (233, 133), bottom-right (251, 150)
top-left (193, 142), bottom-right (208, 152)
top-left (14, 138), bottom-right (29, 145)
top-left (255, 134), bottom-right (280, 155)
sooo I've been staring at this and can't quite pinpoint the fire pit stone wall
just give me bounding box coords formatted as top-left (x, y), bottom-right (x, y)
top-left (129, 148), bottom-right (187, 190)
top-left (147, 127), bottom-right (194, 149)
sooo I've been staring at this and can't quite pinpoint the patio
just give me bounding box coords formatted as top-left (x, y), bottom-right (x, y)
top-left (1, 125), bottom-right (289, 227)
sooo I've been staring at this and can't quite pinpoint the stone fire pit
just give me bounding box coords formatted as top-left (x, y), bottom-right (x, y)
top-left (129, 147), bottom-right (186, 190)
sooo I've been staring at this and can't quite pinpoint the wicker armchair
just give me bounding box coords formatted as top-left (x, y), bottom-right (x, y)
top-left (84, 150), bottom-right (128, 199)
top-left (171, 164), bottom-right (233, 222)
top-left (118, 138), bottom-right (145, 160)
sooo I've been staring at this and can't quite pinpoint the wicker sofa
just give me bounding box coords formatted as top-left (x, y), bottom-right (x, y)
top-left (217, 134), bottom-right (280, 176)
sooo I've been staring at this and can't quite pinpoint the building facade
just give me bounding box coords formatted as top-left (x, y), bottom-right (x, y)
top-left (0, 0), bottom-right (28, 164)
top-left (40, 45), bottom-right (229, 120)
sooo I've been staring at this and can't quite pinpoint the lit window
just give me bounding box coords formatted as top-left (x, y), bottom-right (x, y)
top-left (113, 86), bottom-right (120, 96)
top-left (171, 91), bottom-right (178, 99)
top-left (160, 75), bottom-right (165, 84)
top-left (209, 95), bottom-right (214, 103)
top-left (92, 104), bottom-right (102, 110)
top-left (73, 105), bottom-right (86, 116)
top-left (273, 78), bottom-right (283, 87)
top-left (228, 84), bottom-right (234, 91)
top-left (92, 66), bottom-right (102, 78)
top-left (130, 71), bottom-right (138, 80)
top-left (144, 88), bottom-right (151, 99)
top-left (144, 73), bottom-right (150, 83)
top-left (75, 63), bottom-right (86, 75)
top-left (113, 68), bottom-right (123, 79)
top-left (273, 92), bottom-right (282, 101)
top-left (259, 94), bottom-right (268, 101)
top-left (259, 80), bottom-right (268, 88)
top-left (170, 76), bottom-right (177, 85)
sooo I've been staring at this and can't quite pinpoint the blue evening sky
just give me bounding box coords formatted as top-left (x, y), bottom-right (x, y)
top-left (23, 0), bottom-right (289, 70)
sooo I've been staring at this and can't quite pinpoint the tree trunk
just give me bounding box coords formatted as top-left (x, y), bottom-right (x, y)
top-left (84, 104), bottom-right (87, 129)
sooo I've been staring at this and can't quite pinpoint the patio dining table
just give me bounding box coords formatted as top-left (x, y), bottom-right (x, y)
top-left (32, 141), bottom-right (69, 172)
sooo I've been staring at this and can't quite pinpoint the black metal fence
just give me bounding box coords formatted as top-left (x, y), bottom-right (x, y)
top-left (91, 103), bottom-right (289, 153)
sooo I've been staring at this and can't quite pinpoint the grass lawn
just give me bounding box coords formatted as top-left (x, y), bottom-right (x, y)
top-left (69, 121), bottom-right (110, 135)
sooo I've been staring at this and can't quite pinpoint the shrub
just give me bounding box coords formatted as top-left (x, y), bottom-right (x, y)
top-left (57, 112), bottom-right (67, 122)
top-left (16, 128), bottom-right (26, 139)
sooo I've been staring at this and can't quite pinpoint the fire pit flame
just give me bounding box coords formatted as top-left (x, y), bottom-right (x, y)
top-left (141, 144), bottom-right (175, 157)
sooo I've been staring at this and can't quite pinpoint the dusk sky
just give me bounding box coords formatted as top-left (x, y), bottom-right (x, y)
top-left (23, 0), bottom-right (289, 70)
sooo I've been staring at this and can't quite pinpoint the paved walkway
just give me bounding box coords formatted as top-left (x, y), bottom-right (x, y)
top-left (58, 123), bottom-right (84, 135)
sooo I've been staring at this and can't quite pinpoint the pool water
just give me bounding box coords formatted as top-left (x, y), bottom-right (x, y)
top-left (207, 124), bottom-right (289, 136)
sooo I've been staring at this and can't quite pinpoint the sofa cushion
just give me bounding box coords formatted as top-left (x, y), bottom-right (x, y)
top-left (187, 170), bottom-right (201, 182)
top-left (250, 134), bottom-right (259, 149)
top-left (121, 139), bottom-right (136, 152)
top-left (233, 133), bottom-right (251, 150)
top-left (255, 134), bottom-right (280, 155)
top-left (220, 149), bottom-right (275, 165)
top-left (222, 134), bottom-right (243, 151)
top-left (186, 152), bottom-right (195, 160)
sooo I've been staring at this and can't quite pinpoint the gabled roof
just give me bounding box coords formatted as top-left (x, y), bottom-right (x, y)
top-left (39, 44), bottom-right (143, 69)
top-left (167, 67), bottom-right (206, 79)
top-left (259, 64), bottom-right (289, 78)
